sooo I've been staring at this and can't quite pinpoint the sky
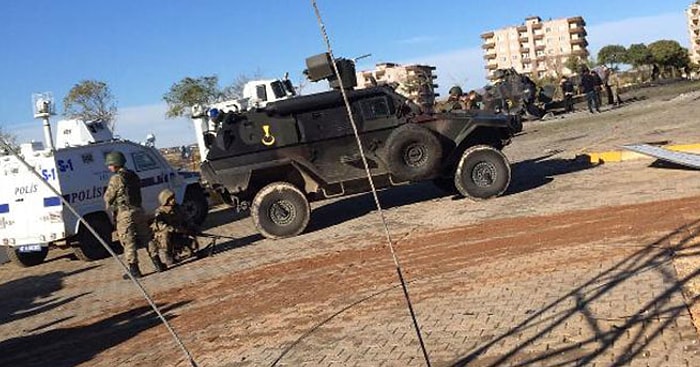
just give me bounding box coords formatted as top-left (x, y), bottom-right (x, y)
top-left (0, 0), bottom-right (693, 148)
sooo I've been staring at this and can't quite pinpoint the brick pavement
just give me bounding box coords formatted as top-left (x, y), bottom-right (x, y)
top-left (272, 240), bottom-right (699, 367)
top-left (3, 92), bottom-right (700, 366)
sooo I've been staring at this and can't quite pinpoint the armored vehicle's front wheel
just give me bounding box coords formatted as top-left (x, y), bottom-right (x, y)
top-left (454, 145), bottom-right (511, 200)
top-left (6, 246), bottom-right (49, 267)
top-left (252, 182), bottom-right (310, 239)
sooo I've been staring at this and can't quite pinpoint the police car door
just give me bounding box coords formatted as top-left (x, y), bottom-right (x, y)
top-left (129, 148), bottom-right (169, 214)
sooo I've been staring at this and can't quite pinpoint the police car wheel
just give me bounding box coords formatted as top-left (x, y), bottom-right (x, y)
top-left (182, 186), bottom-right (209, 226)
top-left (385, 124), bottom-right (443, 182)
top-left (74, 214), bottom-right (115, 261)
top-left (454, 145), bottom-right (511, 200)
top-left (252, 182), bottom-right (310, 239)
top-left (6, 246), bottom-right (49, 267)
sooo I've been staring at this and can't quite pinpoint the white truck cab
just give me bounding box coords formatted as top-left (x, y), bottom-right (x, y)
top-left (0, 119), bottom-right (208, 267)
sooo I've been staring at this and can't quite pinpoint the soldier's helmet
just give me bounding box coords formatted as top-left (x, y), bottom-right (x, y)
top-left (158, 189), bottom-right (176, 206)
top-left (105, 151), bottom-right (126, 167)
top-left (448, 86), bottom-right (463, 97)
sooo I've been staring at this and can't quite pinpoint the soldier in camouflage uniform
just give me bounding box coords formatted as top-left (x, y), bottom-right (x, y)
top-left (435, 86), bottom-right (466, 113)
top-left (103, 151), bottom-right (165, 278)
top-left (150, 189), bottom-right (198, 267)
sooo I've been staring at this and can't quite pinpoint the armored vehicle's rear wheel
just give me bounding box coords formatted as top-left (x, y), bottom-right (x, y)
top-left (74, 214), bottom-right (117, 261)
top-left (454, 145), bottom-right (511, 200)
top-left (6, 246), bottom-right (49, 267)
top-left (385, 124), bottom-right (443, 182)
top-left (252, 182), bottom-right (310, 239)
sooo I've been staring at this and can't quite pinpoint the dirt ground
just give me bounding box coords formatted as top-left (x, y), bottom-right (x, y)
top-left (2, 80), bottom-right (700, 367)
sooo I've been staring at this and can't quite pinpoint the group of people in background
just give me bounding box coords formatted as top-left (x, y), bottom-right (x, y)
top-left (436, 65), bottom-right (626, 117)
top-left (560, 65), bottom-right (624, 114)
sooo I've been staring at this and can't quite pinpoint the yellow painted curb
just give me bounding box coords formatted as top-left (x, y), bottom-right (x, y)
top-left (585, 143), bottom-right (700, 164)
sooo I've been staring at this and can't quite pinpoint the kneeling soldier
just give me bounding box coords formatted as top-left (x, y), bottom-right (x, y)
top-left (149, 189), bottom-right (198, 268)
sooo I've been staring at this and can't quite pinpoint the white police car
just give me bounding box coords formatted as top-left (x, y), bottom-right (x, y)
top-left (0, 119), bottom-right (208, 267)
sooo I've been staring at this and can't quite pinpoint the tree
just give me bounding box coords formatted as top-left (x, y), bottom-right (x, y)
top-left (564, 56), bottom-right (585, 74)
top-left (63, 80), bottom-right (118, 130)
top-left (648, 40), bottom-right (690, 76)
top-left (163, 72), bottom-right (265, 118)
top-left (626, 43), bottom-right (653, 68)
top-left (220, 71), bottom-right (263, 100)
top-left (0, 126), bottom-right (16, 149)
top-left (597, 45), bottom-right (628, 69)
top-left (163, 76), bottom-right (222, 118)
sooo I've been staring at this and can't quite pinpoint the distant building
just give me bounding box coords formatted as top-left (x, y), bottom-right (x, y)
top-left (687, 2), bottom-right (700, 65)
top-left (481, 16), bottom-right (589, 80)
top-left (356, 63), bottom-right (438, 109)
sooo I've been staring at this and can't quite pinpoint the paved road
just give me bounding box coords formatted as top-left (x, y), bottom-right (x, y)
top-left (1, 87), bottom-right (700, 366)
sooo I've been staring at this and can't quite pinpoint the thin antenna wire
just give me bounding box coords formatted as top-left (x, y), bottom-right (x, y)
top-left (310, 1), bottom-right (431, 365)
top-left (0, 137), bottom-right (198, 367)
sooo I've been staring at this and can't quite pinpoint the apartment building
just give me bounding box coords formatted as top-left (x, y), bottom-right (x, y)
top-left (356, 63), bottom-right (438, 108)
top-left (481, 16), bottom-right (589, 79)
top-left (688, 2), bottom-right (700, 64)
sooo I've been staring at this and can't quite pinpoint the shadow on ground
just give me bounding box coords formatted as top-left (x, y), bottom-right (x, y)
top-left (506, 154), bottom-right (598, 196)
top-left (271, 219), bottom-right (700, 367)
top-left (447, 220), bottom-right (700, 367)
top-left (0, 266), bottom-right (98, 327)
top-left (306, 182), bottom-right (448, 233)
top-left (0, 301), bottom-right (190, 367)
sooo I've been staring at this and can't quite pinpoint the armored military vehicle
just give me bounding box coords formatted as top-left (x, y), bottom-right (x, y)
top-left (191, 53), bottom-right (521, 239)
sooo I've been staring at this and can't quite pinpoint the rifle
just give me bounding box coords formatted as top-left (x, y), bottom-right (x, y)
top-left (195, 232), bottom-right (238, 257)
top-left (196, 232), bottom-right (238, 241)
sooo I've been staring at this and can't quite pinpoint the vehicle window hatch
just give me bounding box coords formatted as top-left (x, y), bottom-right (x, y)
top-left (131, 151), bottom-right (159, 172)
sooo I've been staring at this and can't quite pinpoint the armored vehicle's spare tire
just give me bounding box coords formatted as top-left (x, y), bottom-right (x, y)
top-left (6, 246), bottom-right (49, 267)
top-left (182, 185), bottom-right (209, 226)
top-left (454, 145), bottom-right (511, 200)
top-left (384, 124), bottom-right (443, 182)
top-left (74, 214), bottom-right (116, 261)
top-left (252, 182), bottom-right (310, 239)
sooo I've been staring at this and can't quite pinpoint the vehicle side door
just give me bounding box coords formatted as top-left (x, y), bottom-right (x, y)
top-left (128, 147), bottom-right (170, 214)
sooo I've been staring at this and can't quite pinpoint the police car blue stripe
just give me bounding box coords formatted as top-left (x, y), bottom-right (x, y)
top-left (0, 204), bottom-right (8, 213)
top-left (44, 197), bottom-right (62, 207)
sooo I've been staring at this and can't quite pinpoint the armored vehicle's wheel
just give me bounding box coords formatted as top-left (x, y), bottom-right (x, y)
top-left (182, 185), bottom-right (209, 226)
top-left (454, 145), bottom-right (511, 200)
top-left (252, 182), bottom-right (310, 239)
top-left (74, 214), bottom-right (115, 261)
top-left (385, 124), bottom-right (443, 182)
top-left (6, 246), bottom-right (49, 267)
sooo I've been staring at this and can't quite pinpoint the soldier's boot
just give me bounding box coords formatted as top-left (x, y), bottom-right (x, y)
top-left (160, 249), bottom-right (174, 266)
top-left (122, 263), bottom-right (143, 280)
top-left (151, 256), bottom-right (167, 272)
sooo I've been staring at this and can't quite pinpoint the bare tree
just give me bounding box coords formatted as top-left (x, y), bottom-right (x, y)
top-left (220, 70), bottom-right (264, 100)
top-left (63, 80), bottom-right (118, 130)
top-left (0, 125), bottom-right (17, 150)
